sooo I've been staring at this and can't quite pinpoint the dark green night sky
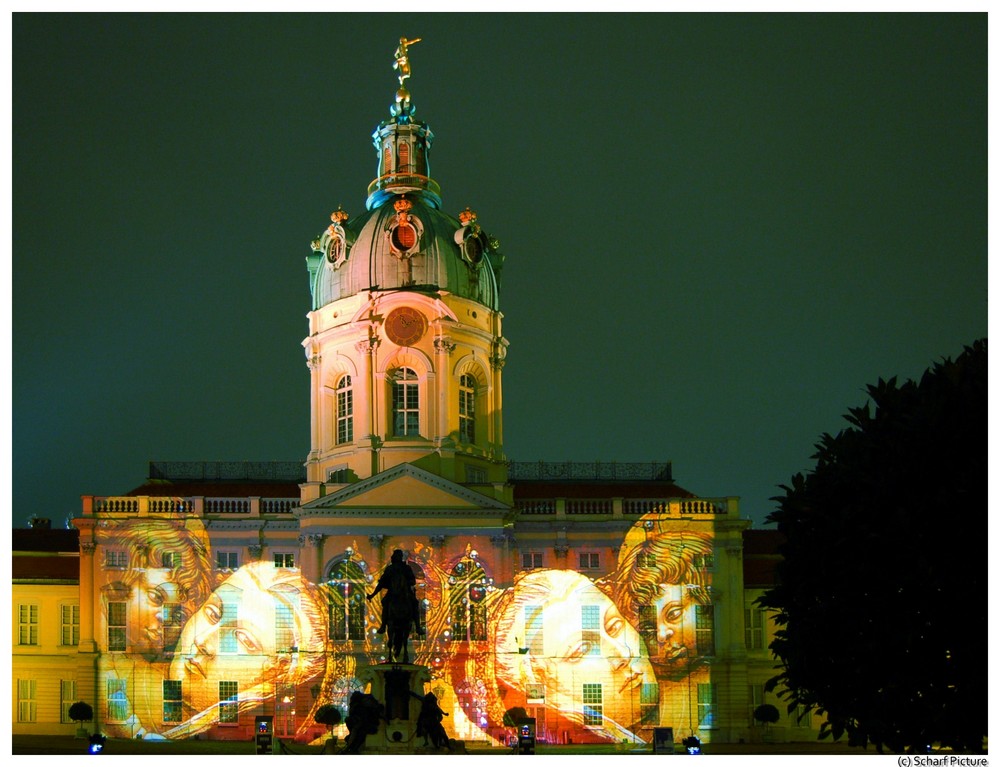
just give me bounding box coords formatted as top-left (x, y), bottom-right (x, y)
top-left (12, 13), bottom-right (987, 530)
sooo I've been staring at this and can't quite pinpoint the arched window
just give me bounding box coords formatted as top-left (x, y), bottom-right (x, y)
top-left (327, 558), bottom-right (366, 641)
top-left (448, 550), bottom-right (491, 641)
top-left (459, 374), bottom-right (476, 444)
top-left (398, 142), bottom-right (410, 173)
top-left (382, 144), bottom-right (392, 176)
top-left (336, 375), bottom-right (353, 445)
top-left (392, 367), bottom-right (419, 436)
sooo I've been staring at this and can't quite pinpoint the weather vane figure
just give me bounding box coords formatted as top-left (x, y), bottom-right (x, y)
top-left (393, 36), bottom-right (421, 86)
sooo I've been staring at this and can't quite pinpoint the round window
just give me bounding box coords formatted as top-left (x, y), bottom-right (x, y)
top-left (391, 224), bottom-right (418, 252)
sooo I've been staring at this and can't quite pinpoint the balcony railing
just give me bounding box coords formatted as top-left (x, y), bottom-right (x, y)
top-left (367, 172), bottom-right (441, 199)
top-left (514, 497), bottom-right (732, 517)
top-left (88, 496), bottom-right (300, 517)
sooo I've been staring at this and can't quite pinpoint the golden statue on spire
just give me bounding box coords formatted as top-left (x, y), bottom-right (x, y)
top-left (393, 37), bottom-right (422, 86)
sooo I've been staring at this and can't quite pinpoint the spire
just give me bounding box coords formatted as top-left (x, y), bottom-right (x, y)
top-left (367, 37), bottom-right (441, 211)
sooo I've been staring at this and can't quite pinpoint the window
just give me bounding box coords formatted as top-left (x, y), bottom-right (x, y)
top-left (219, 593), bottom-right (240, 654)
top-left (17, 679), bottom-right (37, 723)
top-left (581, 605), bottom-right (601, 656)
top-left (697, 683), bottom-right (717, 728)
top-left (579, 552), bottom-right (600, 570)
top-left (745, 607), bottom-right (765, 650)
top-left (747, 684), bottom-right (764, 726)
top-left (452, 584), bottom-right (488, 641)
top-left (274, 552), bottom-right (295, 568)
top-left (163, 680), bottom-right (182, 723)
top-left (61, 604), bottom-right (80, 646)
top-left (107, 601), bottom-right (127, 651)
top-left (327, 559), bottom-right (367, 641)
top-left (640, 682), bottom-right (660, 725)
top-left (398, 142), bottom-right (410, 172)
top-left (276, 603), bottom-right (296, 651)
top-left (637, 604), bottom-right (657, 650)
top-left (161, 551), bottom-right (177, 568)
top-left (793, 708), bottom-right (812, 728)
top-left (105, 549), bottom-right (127, 568)
top-left (162, 603), bottom-right (184, 649)
top-left (382, 144), bottom-right (391, 174)
top-left (336, 375), bottom-right (354, 444)
top-left (582, 683), bottom-right (603, 726)
top-left (19, 604), bottom-right (39, 645)
top-left (693, 552), bottom-right (715, 570)
top-left (522, 551), bottom-right (543, 570)
top-left (636, 551), bottom-right (657, 568)
top-left (107, 678), bottom-right (128, 722)
top-left (216, 550), bottom-right (239, 570)
top-left (695, 604), bottom-right (715, 655)
top-left (459, 374), bottom-right (476, 443)
top-left (392, 367), bottom-right (420, 436)
top-left (60, 680), bottom-right (77, 723)
top-left (524, 604), bottom-right (544, 655)
top-left (219, 681), bottom-right (239, 724)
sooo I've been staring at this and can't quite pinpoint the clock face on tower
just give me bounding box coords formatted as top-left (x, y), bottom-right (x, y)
top-left (384, 306), bottom-right (427, 347)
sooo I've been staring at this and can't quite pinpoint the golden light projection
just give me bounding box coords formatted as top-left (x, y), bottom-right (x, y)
top-left (95, 515), bottom-right (716, 744)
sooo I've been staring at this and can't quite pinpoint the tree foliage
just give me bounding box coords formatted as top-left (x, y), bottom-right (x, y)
top-left (314, 704), bottom-right (342, 730)
top-left (68, 701), bottom-right (94, 723)
top-left (753, 703), bottom-right (780, 727)
top-left (758, 340), bottom-right (986, 754)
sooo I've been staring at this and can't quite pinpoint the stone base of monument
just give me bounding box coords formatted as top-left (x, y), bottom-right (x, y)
top-left (356, 662), bottom-right (459, 754)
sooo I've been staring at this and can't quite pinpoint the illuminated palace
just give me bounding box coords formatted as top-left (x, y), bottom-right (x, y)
top-left (12, 44), bottom-right (799, 747)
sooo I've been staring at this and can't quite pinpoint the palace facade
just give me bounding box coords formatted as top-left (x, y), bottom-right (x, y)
top-left (13, 42), bottom-right (803, 748)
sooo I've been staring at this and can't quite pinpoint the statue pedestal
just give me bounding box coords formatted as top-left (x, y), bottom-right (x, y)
top-left (357, 662), bottom-right (434, 753)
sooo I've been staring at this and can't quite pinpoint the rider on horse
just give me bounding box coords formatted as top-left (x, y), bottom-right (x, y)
top-left (368, 549), bottom-right (425, 636)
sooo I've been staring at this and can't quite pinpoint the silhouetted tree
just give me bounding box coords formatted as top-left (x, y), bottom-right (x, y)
top-left (753, 703), bottom-right (780, 730)
top-left (314, 703), bottom-right (342, 733)
top-left (68, 701), bottom-right (93, 725)
top-left (758, 340), bottom-right (986, 754)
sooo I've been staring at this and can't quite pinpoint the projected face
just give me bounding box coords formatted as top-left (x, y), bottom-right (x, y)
top-left (653, 583), bottom-right (698, 664)
top-left (501, 570), bottom-right (655, 733)
top-left (169, 562), bottom-right (321, 720)
top-left (137, 577), bottom-right (187, 650)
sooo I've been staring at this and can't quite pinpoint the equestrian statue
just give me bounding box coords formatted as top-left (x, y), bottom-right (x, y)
top-left (368, 549), bottom-right (425, 663)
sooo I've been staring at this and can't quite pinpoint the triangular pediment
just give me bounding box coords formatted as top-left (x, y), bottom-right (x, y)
top-left (299, 463), bottom-right (508, 516)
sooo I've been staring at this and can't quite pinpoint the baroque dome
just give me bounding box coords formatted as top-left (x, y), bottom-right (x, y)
top-left (308, 195), bottom-right (503, 311)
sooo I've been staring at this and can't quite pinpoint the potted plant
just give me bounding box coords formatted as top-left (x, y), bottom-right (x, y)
top-left (753, 703), bottom-right (780, 742)
top-left (69, 701), bottom-right (93, 739)
top-left (314, 704), bottom-right (342, 752)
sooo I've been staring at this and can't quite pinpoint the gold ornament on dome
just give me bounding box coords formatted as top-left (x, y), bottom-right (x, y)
top-left (331, 206), bottom-right (350, 224)
top-left (459, 207), bottom-right (478, 225)
top-left (394, 37), bottom-right (422, 86)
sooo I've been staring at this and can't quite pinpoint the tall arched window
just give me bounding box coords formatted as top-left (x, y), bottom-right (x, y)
top-left (448, 550), bottom-right (491, 641)
top-left (398, 142), bottom-right (410, 173)
top-left (458, 374), bottom-right (476, 444)
top-left (327, 558), bottom-right (366, 641)
top-left (382, 144), bottom-right (392, 176)
top-left (336, 375), bottom-right (353, 444)
top-left (392, 367), bottom-right (419, 436)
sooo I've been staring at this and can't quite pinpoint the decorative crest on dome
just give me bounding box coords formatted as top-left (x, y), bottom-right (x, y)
top-left (458, 207), bottom-right (477, 225)
top-left (331, 206), bottom-right (349, 224)
top-left (394, 197), bottom-right (414, 217)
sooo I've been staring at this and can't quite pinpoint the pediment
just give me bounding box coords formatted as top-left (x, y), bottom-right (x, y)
top-left (299, 463), bottom-right (508, 516)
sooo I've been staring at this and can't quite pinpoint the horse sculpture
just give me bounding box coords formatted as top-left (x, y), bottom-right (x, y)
top-left (368, 549), bottom-right (424, 664)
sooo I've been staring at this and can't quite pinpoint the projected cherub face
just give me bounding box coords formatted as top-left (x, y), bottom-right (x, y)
top-left (169, 563), bottom-right (302, 717)
top-left (508, 570), bottom-right (655, 732)
top-left (138, 577), bottom-right (188, 650)
top-left (652, 583), bottom-right (699, 665)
